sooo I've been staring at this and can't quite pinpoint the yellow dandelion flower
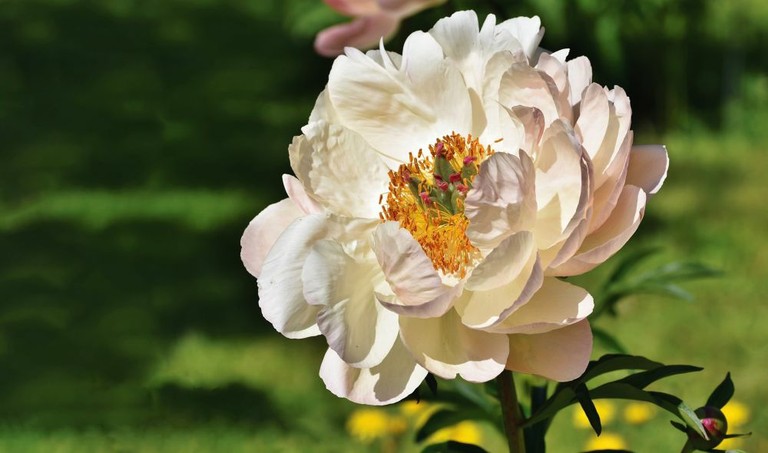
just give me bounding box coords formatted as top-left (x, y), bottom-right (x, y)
top-left (573, 400), bottom-right (616, 429)
top-left (585, 432), bottom-right (628, 451)
top-left (388, 415), bottom-right (408, 435)
top-left (623, 402), bottom-right (657, 425)
top-left (347, 408), bottom-right (391, 443)
top-left (428, 420), bottom-right (483, 446)
top-left (721, 400), bottom-right (750, 428)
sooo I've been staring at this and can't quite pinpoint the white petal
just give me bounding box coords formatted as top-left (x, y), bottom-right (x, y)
top-left (506, 319), bottom-right (592, 382)
top-left (320, 338), bottom-right (428, 405)
top-left (566, 56), bottom-right (592, 106)
top-left (552, 185), bottom-right (646, 276)
top-left (258, 215), bottom-right (328, 339)
top-left (241, 198), bottom-right (303, 279)
top-left (458, 242), bottom-right (543, 329)
top-left (428, 10), bottom-right (480, 65)
top-left (299, 121), bottom-right (389, 218)
top-left (465, 151), bottom-right (537, 249)
top-left (466, 231), bottom-right (537, 292)
top-left (499, 64), bottom-right (562, 126)
top-left (327, 40), bottom-right (471, 162)
top-left (303, 240), bottom-right (399, 368)
top-left (626, 145), bottom-right (669, 195)
top-left (496, 16), bottom-right (544, 61)
top-left (400, 309), bottom-right (508, 382)
top-left (372, 222), bottom-right (459, 317)
top-left (282, 174), bottom-right (322, 215)
top-left (533, 120), bottom-right (584, 249)
top-left (486, 277), bottom-right (593, 334)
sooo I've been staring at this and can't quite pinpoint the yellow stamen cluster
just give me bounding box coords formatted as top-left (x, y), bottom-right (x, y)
top-left (380, 133), bottom-right (495, 278)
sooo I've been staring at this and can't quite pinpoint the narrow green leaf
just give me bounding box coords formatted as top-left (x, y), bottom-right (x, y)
top-left (616, 364), bottom-right (703, 389)
top-left (452, 379), bottom-right (494, 413)
top-left (605, 246), bottom-right (660, 284)
top-left (575, 384), bottom-right (602, 436)
top-left (670, 420), bottom-right (688, 432)
top-left (580, 450), bottom-right (635, 453)
top-left (706, 372), bottom-right (734, 409)
top-left (592, 327), bottom-right (628, 353)
top-left (426, 373), bottom-right (439, 396)
top-left (579, 354), bottom-right (664, 383)
top-left (678, 401), bottom-right (709, 440)
top-left (522, 387), bottom-right (577, 427)
top-left (421, 441), bottom-right (489, 453)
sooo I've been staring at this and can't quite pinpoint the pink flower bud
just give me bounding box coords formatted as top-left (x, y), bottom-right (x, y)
top-left (449, 173), bottom-right (461, 183)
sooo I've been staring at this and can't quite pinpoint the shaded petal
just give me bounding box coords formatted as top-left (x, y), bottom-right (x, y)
top-left (372, 222), bottom-right (459, 317)
top-left (314, 14), bottom-right (399, 57)
top-left (465, 151), bottom-right (537, 249)
top-left (626, 145), bottom-right (669, 195)
top-left (486, 277), bottom-right (593, 334)
top-left (400, 309), bottom-right (508, 382)
top-left (282, 174), bottom-right (322, 215)
top-left (506, 319), bottom-right (592, 381)
top-left (258, 215), bottom-right (328, 339)
top-left (458, 239), bottom-right (543, 329)
top-left (499, 64), bottom-right (561, 126)
top-left (552, 185), bottom-right (646, 276)
top-left (241, 198), bottom-right (303, 279)
top-left (466, 231), bottom-right (537, 291)
top-left (533, 120), bottom-right (584, 250)
top-left (320, 338), bottom-right (428, 405)
top-left (303, 240), bottom-right (399, 368)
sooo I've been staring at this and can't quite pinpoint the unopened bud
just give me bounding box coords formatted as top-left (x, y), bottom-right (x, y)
top-left (436, 180), bottom-right (449, 192)
top-left (687, 406), bottom-right (728, 450)
top-left (456, 183), bottom-right (469, 194)
top-left (449, 173), bottom-right (462, 183)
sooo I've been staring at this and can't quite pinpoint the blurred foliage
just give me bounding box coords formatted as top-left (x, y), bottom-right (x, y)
top-left (0, 0), bottom-right (766, 451)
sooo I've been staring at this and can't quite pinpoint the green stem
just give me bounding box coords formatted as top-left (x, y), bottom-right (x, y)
top-left (498, 370), bottom-right (526, 453)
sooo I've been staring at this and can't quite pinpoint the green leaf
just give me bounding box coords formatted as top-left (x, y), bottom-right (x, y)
top-left (581, 450), bottom-right (635, 453)
top-left (615, 364), bottom-right (703, 389)
top-left (605, 246), bottom-right (660, 284)
top-left (678, 401), bottom-right (709, 440)
top-left (670, 420), bottom-right (688, 432)
top-left (579, 354), bottom-right (665, 383)
top-left (575, 384), bottom-right (602, 436)
top-left (426, 373), bottom-right (439, 397)
top-left (592, 327), bottom-right (628, 353)
top-left (706, 372), bottom-right (734, 409)
top-left (415, 408), bottom-right (488, 442)
top-left (452, 379), bottom-right (495, 413)
top-left (421, 441), bottom-right (489, 453)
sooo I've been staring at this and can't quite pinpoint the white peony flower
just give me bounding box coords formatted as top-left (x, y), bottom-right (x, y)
top-left (242, 11), bottom-right (669, 405)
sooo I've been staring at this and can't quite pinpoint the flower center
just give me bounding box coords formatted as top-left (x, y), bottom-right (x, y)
top-left (380, 133), bottom-right (495, 278)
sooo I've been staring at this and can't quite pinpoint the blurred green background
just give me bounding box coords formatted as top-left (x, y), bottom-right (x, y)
top-left (0, 0), bottom-right (765, 451)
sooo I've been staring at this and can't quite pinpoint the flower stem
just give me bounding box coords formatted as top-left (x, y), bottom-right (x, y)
top-left (498, 369), bottom-right (526, 453)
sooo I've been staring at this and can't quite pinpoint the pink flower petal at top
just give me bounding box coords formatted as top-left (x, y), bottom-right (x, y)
top-left (315, 0), bottom-right (447, 57)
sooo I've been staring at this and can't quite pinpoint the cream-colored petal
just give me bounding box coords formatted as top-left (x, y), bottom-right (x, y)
top-left (626, 145), bottom-right (669, 195)
top-left (486, 277), bottom-right (593, 334)
top-left (533, 120), bottom-right (584, 249)
top-left (465, 152), bottom-right (537, 249)
top-left (327, 42), bottom-right (471, 162)
top-left (566, 56), bottom-right (592, 106)
top-left (400, 309), bottom-right (509, 382)
top-left (506, 319), bottom-right (592, 381)
top-left (258, 215), bottom-right (328, 339)
top-left (303, 240), bottom-right (399, 368)
top-left (320, 338), bottom-right (428, 405)
top-left (372, 222), bottom-right (458, 317)
top-left (499, 64), bottom-right (561, 126)
top-left (575, 83), bottom-right (610, 164)
top-left (300, 121), bottom-right (389, 218)
top-left (282, 174), bottom-right (322, 215)
top-left (458, 243), bottom-right (542, 329)
top-left (552, 185), bottom-right (647, 276)
top-left (496, 16), bottom-right (544, 61)
top-left (466, 231), bottom-right (536, 291)
top-left (241, 198), bottom-right (303, 279)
